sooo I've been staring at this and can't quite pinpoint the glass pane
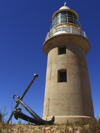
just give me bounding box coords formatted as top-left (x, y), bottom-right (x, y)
top-left (60, 71), bottom-right (67, 82)
top-left (59, 47), bottom-right (66, 54)
top-left (53, 11), bottom-right (78, 26)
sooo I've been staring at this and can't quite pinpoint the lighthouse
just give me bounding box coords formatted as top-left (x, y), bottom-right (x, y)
top-left (43, 3), bottom-right (94, 123)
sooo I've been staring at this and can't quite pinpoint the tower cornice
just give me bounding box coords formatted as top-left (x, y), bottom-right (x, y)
top-left (43, 34), bottom-right (90, 55)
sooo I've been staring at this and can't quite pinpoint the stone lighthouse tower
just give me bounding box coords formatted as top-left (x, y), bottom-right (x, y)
top-left (43, 3), bottom-right (94, 123)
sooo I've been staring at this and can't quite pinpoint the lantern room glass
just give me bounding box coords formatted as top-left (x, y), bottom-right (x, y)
top-left (53, 11), bottom-right (78, 27)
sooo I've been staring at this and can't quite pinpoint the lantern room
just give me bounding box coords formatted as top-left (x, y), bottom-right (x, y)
top-left (45, 3), bottom-right (87, 41)
top-left (52, 3), bottom-right (78, 27)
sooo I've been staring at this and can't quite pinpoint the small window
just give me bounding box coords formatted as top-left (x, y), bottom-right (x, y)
top-left (59, 47), bottom-right (66, 55)
top-left (58, 70), bottom-right (67, 82)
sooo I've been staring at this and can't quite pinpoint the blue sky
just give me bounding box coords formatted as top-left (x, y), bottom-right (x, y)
top-left (0, 0), bottom-right (100, 123)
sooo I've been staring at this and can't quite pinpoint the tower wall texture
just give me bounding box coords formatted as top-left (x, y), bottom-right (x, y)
top-left (43, 34), bottom-right (94, 123)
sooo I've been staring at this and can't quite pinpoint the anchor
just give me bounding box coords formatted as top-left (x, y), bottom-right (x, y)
top-left (7, 74), bottom-right (55, 125)
top-left (13, 94), bottom-right (55, 125)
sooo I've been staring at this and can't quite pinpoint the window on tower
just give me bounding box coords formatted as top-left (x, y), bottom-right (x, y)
top-left (58, 47), bottom-right (66, 55)
top-left (58, 70), bottom-right (67, 82)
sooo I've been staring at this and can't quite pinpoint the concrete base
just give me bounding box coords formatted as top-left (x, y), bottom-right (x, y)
top-left (43, 116), bottom-right (94, 124)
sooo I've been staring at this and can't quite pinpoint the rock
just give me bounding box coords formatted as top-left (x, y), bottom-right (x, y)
top-left (83, 124), bottom-right (89, 130)
top-left (45, 126), bottom-right (52, 130)
top-left (74, 130), bottom-right (81, 133)
top-left (69, 127), bottom-right (74, 132)
top-left (56, 130), bottom-right (65, 133)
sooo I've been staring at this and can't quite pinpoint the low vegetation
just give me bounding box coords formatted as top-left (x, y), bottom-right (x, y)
top-left (0, 106), bottom-right (7, 123)
top-left (0, 107), bottom-right (100, 132)
top-left (0, 118), bottom-right (100, 133)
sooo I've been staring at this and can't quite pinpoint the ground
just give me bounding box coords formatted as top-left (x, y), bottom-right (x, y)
top-left (0, 119), bottom-right (100, 133)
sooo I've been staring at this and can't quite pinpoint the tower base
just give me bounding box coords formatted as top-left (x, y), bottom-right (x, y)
top-left (43, 116), bottom-right (94, 124)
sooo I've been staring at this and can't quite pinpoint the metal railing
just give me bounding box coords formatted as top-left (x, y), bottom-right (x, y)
top-left (45, 25), bottom-right (87, 41)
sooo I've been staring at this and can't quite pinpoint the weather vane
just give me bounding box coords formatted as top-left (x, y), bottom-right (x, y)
top-left (64, 2), bottom-right (66, 6)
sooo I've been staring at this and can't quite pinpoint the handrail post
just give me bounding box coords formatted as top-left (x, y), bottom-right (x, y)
top-left (70, 25), bottom-right (72, 33)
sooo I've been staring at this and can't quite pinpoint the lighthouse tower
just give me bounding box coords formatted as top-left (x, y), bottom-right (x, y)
top-left (43, 3), bottom-right (94, 123)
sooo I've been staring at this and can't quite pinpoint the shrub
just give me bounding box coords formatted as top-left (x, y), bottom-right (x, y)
top-left (0, 106), bottom-right (7, 122)
top-left (0, 110), bottom-right (3, 122)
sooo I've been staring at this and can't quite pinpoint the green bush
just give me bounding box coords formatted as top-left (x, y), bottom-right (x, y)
top-left (0, 106), bottom-right (7, 122)
top-left (0, 110), bottom-right (3, 122)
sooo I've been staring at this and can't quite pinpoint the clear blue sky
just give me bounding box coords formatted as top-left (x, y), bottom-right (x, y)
top-left (0, 0), bottom-right (100, 123)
